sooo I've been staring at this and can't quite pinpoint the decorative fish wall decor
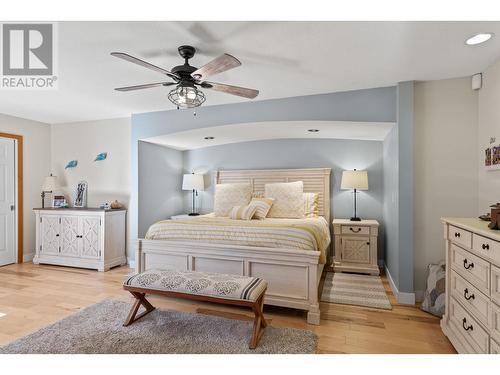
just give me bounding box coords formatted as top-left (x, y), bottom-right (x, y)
top-left (94, 152), bottom-right (107, 162)
top-left (65, 160), bottom-right (78, 169)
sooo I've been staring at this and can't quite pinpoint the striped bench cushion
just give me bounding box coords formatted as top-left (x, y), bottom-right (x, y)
top-left (124, 269), bottom-right (267, 302)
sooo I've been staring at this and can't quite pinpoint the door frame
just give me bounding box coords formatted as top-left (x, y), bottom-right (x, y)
top-left (0, 132), bottom-right (23, 263)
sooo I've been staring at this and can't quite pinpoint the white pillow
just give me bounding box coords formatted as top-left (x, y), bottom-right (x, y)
top-left (265, 181), bottom-right (304, 218)
top-left (213, 183), bottom-right (252, 217)
top-left (303, 192), bottom-right (319, 218)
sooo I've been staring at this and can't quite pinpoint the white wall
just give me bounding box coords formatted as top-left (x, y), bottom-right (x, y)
top-left (51, 118), bottom-right (132, 257)
top-left (413, 77), bottom-right (478, 294)
top-left (478, 60), bottom-right (500, 213)
top-left (0, 113), bottom-right (51, 260)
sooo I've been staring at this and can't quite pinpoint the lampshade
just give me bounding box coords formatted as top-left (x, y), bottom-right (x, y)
top-left (340, 170), bottom-right (368, 190)
top-left (42, 174), bottom-right (58, 192)
top-left (182, 174), bottom-right (205, 191)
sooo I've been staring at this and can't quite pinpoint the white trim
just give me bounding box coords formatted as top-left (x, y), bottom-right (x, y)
top-left (13, 139), bottom-right (18, 264)
top-left (127, 258), bottom-right (135, 269)
top-left (384, 264), bottom-right (416, 305)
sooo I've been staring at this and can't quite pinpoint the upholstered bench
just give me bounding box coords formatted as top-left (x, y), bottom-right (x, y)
top-left (123, 269), bottom-right (268, 349)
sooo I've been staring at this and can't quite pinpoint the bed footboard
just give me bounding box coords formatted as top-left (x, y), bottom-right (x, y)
top-left (136, 239), bottom-right (323, 325)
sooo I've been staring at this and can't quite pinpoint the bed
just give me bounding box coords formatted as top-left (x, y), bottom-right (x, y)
top-left (136, 168), bottom-right (331, 324)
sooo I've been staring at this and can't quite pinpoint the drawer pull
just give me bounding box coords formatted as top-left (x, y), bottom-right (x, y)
top-left (462, 317), bottom-right (473, 332)
top-left (455, 232), bottom-right (461, 238)
top-left (366, 242), bottom-right (370, 245)
top-left (481, 243), bottom-right (490, 250)
top-left (463, 288), bottom-right (475, 301)
top-left (349, 227), bottom-right (361, 233)
top-left (463, 259), bottom-right (474, 270)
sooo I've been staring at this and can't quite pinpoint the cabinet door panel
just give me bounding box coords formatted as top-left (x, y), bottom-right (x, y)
top-left (341, 237), bottom-right (370, 264)
top-left (60, 215), bottom-right (80, 257)
top-left (40, 215), bottom-right (60, 255)
top-left (81, 216), bottom-right (100, 259)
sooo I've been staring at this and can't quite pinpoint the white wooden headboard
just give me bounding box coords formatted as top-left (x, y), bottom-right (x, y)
top-left (215, 168), bottom-right (332, 222)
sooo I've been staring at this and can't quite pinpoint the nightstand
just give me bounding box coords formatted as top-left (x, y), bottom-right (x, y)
top-left (332, 219), bottom-right (379, 275)
top-left (170, 214), bottom-right (194, 220)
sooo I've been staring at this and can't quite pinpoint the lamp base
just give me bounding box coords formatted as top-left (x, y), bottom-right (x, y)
top-left (350, 217), bottom-right (362, 222)
top-left (188, 213), bottom-right (200, 216)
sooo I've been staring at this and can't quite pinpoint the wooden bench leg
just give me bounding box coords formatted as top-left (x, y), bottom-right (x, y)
top-left (249, 293), bottom-right (267, 349)
top-left (123, 292), bottom-right (156, 326)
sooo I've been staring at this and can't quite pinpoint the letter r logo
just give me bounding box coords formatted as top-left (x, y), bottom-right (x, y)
top-left (2, 24), bottom-right (53, 75)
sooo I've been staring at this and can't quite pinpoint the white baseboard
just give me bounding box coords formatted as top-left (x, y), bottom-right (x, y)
top-left (23, 252), bottom-right (35, 262)
top-left (127, 258), bottom-right (135, 269)
top-left (384, 265), bottom-right (416, 305)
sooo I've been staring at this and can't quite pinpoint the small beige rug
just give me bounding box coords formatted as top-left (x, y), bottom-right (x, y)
top-left (320, 272), bottom-right (392, 310)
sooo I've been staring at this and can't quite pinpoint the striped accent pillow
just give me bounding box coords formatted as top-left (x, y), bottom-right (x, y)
top-left (229, 204), bottom-right (258, 220)
top-left (249, 197), bottom-right (275, 220)
top-left (304, 192), bottom-right (319, 218)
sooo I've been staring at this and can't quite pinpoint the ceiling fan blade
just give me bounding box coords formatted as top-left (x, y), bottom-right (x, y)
top-left (111, 52), bottom-right (179, 80)
top-left (202, 81), bottom-right (259, 99)
top-left (114, 82), bottom-right (176, 92)
top-left (191, 54), bottom-right (241, 81)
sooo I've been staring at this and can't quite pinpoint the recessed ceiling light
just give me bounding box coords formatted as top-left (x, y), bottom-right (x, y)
top-left (308, 129), bottom-right (319, 133)
top-left (204, 136), bottom-right (214, 140)
top-left (466, 33), bottom-right (493, 46)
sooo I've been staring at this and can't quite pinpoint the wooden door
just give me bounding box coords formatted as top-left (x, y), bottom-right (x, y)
top-left (0, 138), bottom-right (15, 266)
top-left (341, 237), bottom-right (370, 264)
top-left (60, 215), bottom-right (80, 257)
top-left (80, 216), bottom-right (100, 259)
top-left (40, 215), bottom-right (60, 255)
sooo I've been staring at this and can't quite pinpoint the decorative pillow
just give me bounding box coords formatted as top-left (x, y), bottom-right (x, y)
top-left (249, 197), bottom-right (275, 220)
top-left (421, 261), bottom-right (446, 317)
top-left (229, 205), bottom-right (258, 220)
top-left (214, 183), bottom-right (252, 217)
top-left (304, 192), bottom-right (319, 218)
top-left (265, 181), bottom-right (304, 218)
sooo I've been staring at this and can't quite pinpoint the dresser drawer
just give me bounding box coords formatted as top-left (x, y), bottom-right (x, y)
top-left (473, 234), bottom-right (500, 264)
top-left (451, 270), bottom-right (491, 326)
top-left (491, 338), bottom-right (500, 354)
top-left (450, 297), bottom-right (490, 353)
top-left (451, 244), bottom-right (490, 294)
top-left (341, 225), bottom-right (370, 236)
top-left (492, 265), bottom-right (500, 307)
top-left (449, 225), bottom-right (472, 249)
top-left (491, 302), bottom-right (500, 345)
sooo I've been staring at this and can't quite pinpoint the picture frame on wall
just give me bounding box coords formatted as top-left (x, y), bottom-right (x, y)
top-left (484, 141), bottom-right (500, 171)
top-left (73, 181), bottom-right (88, 208)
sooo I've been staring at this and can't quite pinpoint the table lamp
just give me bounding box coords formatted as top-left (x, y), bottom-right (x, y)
top-left (182, 173), bottom-right (205, 216)
top-left (341, 169), bottom-right (368, 221)
top-left (41, 174), bottom-right (58, 208)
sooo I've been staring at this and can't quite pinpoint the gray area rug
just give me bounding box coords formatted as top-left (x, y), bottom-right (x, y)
top-left (321, 272), bottom-right (392, 310)
top-left (0, 300), bottom-right (317, 354)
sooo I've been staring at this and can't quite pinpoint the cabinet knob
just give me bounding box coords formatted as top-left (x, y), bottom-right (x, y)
top-left (55, 234), bottom-right (59, 237)
top-left (482, 243), bottom-right (490, 250)
top-left (454, 232), bottom-right (461, 238)
top-left (366, 242), bottom-right (370, 245)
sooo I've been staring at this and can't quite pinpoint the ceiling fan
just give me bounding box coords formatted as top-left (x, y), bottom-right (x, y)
top-left (111, 45), bottom-right (259, 109)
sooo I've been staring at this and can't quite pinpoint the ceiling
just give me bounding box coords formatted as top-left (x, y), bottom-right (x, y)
top-left (2, 21), bottom-right (500, 124)
top-left (144, 121), bottom-right (395, 149)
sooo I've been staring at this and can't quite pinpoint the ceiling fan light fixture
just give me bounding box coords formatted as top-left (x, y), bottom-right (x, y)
top-left (168, 85), bottom-right (206, 108)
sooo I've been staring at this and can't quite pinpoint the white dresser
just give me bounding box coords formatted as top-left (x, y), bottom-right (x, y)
top-left (33, 208), bottom-right (127, 271)
top-left (441, 217), bottom-right (500, 353)
top-left (332, 219), bottom-right (379, 275)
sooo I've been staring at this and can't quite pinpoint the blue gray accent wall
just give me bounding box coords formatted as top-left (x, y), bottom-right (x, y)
top-left (182, 138), bottom-right (385, 261)
top-left (383, 81), bottom-right (414, 296)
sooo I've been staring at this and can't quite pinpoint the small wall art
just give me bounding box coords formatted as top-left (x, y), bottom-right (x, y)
top-left (94, 152), bottom-right (107, 162)
top-left (484, 138), bottom-right (500, 171)
top-left (73, 181), bottom-right (88, 208)
top-left (65, 160), bottom-right (78, 169)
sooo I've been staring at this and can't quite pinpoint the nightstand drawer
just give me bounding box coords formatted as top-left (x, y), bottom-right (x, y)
top-left (341, 225), bottom-right (370, 236)
top-left (451, 244), bottom-right (490, 294)
top-left (449, 225), bottom-right (472, 249)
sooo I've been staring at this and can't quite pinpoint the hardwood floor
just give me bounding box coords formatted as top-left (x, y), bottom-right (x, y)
top-left (0, 262), bottom-right (456, 354)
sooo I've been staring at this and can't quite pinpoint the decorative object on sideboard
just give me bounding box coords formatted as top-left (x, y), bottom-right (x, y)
top-left (99, 202), bottom-right (111, 210)
top-left (340, 169), bottom-right (369, 221)
top-left (94, 152), bottom-right (107, 162)
top-left (182, 173), bottom-right (205, 216)
top-left (110, 200), bottom-right (123, 209)
top-left (73, 181), bottom-right (88, 208)
top-left (41, 174), bottom-right (58, 208)
top-left (489, 203), bottom-right (500, 230)
top-left (65, 160), bottom-right (78, 169)
top-left (52, 195), bottom-right (67, 208)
